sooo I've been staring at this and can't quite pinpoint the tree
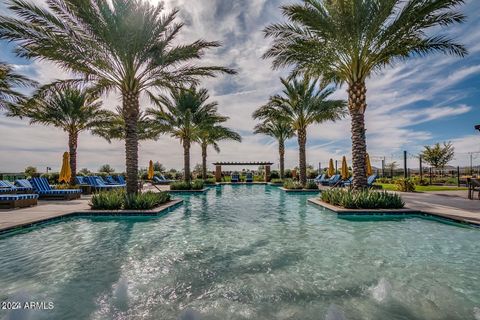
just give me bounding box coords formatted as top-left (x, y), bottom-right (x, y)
top-left (14, 83), bottom-right (112, 184)
top-left (421, 142), bottom-right (455, 169)
top-left (24, 166), bottom-right (37, 178)
top-left (99, 164), bottom-right (115, 174)
top-left (198, 125), bottom-right (241, 180)
top-left (0, 0), bottom-right (235, 194)
top-left (263, 0), bottom-right (466, 189)
top-left (0, 62), bottom-right (37, 111)
top-left (253, 118), bottom-right (294, 180)
top-left (253, 77), bottom-right (346, 185)
top-left (153, 162), bottom-right (165, 173)
top-left (78, 168), bottom-right (92, 176)
top-left (147, 87), bottom-right (226, 183)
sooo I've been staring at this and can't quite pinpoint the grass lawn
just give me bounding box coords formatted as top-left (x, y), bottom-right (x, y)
top-left (376, 183), bottom-right (468, 192)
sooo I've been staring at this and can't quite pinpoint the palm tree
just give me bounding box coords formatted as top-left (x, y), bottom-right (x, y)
top-left (0, 0), bottom-right (235, 194)
top-left (198, 125), bottom-right (241, 180)
top-left (16, 83), bottom-right (113, 184)
top-left (253, 119), bottom-right (294, 180)
top-left (147, 87), bottom-right (225, 184)
top-left (253, 77), bottom-right (346, 186)
top-left (0, 62), bottom-right (37, 111)
top-left (263, 0), bottom-right (467, 189)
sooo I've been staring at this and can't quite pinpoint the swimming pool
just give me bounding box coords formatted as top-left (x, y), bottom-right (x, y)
top-left (1, 185), bottom-right (479, 319)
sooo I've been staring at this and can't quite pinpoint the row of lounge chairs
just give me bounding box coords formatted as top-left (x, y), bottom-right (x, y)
top-left (314, 174), bottom-right (378, 188)
top-left (231, 172), bottom-right (254, 183)
top-left (76, 175), bottom-right (125, 191)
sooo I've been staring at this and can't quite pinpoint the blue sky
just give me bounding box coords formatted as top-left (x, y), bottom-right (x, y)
top-left (0, 0), bottom-right (479, 173)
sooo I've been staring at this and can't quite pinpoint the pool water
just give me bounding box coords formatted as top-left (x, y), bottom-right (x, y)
top-left (1, 185), bottom-right (479, 320)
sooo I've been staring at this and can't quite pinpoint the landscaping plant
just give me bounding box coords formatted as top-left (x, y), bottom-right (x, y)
top-left (321, 189), bottom-right (404, 209)
top-left (90, 190), bottom-right (170, 210)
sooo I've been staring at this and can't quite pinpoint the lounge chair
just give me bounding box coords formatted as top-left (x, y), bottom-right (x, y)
top-left (0, 180), bottom-right (33, 194)
top-left (231, 172), bottom-right (240, 183)
top-left (29, 177), bottom-right (81, 200)
top-left (105, 175), bottom-right (125, 186)
top-left (75, 176), bottom-right (89, 186)
top-left (323, 174), bottom-right (341, 186)
top-left (116, 176), bottom-right (126, 185)
top-left (342, 177), bottom-right (353, 187)
top-left (153, 175), bottom-right (174, 185)
top-left (85, 176), bottom-right (123, 191)
top-left (245, 172), bottom-right (253, 183)
top-left (314, 174), bottom-right (327, 184)
top-left (367, 174), bottom-right (378, 187)
top-left (0, 194), bottom-right (38, 209)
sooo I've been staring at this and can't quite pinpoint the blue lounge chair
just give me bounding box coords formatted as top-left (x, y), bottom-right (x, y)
top-left (314, 174), bottom-right (327, 184)
top-left (0, 194), bottom-right (38, 209)
top-left (116, 176), bottom-right (126, 185)
top-left (75, 176), bottom-right (89, 186)
top-left (367, 174), bottom-right (378, 187)
top-left (85, 176), bottom-right (123, 191)
top-left (105, 176), bottom-right (125, 186)
top-left (326, 174), bottom-right (341, 186)
top-left (29, 177), bottom-right (81, 200)
top-left (1, 180), bottom-right (33, 193)
top-left (153, 175), bottom-right (174, 185)
top-left (245, 172), bottom-right (253, 183)
top-left (342, 177), bottom-right (353, 187)
top-left (231, 172), bottom-right (240, 183)
top-left (0, 180), bottom-right (16, 194)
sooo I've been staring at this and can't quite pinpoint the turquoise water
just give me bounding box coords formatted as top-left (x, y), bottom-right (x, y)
top-left (1, 185), bottom-right (479, 320)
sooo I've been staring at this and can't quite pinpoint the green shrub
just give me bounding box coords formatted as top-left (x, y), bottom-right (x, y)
top-left (377, 177), bottom-right (393, 184)
top-left (395, 178), bottom-right (416, 192)
top-left (270, 178), bottom-right (284, 184)
top-left (170, 180), bottom-right (205, 190)
top-left (203, 178), bottom-right (216, 185)
top-left (320, 189), bottom-right (404, 209)
top-left (283, 179), bottom-right (303, 190)
top-left (89, 190), bottom-right (170, 210)
top-left (305, 181), bottom-right (318, 190)
top-left (54, 184), bottom-right (80, 190)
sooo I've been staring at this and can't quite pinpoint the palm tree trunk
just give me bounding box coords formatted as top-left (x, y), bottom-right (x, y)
top-left (123, 91), bottom-right (140, 194)
top-left (297, 128), bottom-right (307, 186)
top-left (183, 138), bottom-right (191, 184)
top-left (202, 143), bottom-right (207, 180)
top-left (279, 139), bottom-right (285, 180)
top-left (348, 82), bottom-right (368, 189)
top-left (68, 131), bottom-right (78, 185)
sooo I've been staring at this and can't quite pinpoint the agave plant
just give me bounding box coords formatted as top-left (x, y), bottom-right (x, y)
top-left (0, 0), bottom-right (235, 194)
top-left (263, 0), bottom-right (467, 189)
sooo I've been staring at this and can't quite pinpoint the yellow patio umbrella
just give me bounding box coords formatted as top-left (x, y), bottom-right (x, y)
top-left (59, 152), bottom-right (71, 183)
top-left (148, 160), bottom-right (154, 180)
top-left (341, 156), bottom-right (349, 180)
top-left (366, 153), bottom-right (373, 176)
top-left (328, 159), bottom-right (335, 177)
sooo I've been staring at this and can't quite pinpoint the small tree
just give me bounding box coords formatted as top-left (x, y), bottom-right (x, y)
top-left (78, 168), bottom-right (91, 176)
top-left (99, 164), bottom-right (115, 174)
top-left (153, 162), bottom-right (165, 173)
top-left (24, 166), bottom-right (37, 178)
top-left (421, 142), bottom-right (455, 169)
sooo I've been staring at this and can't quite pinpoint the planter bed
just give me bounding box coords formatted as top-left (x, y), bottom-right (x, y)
top-left (168, 188), bottom-right (210, 193)
top-left (307, 198), bottom-right (418, 215)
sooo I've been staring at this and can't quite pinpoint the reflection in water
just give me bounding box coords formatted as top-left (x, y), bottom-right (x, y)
top-left (0, 185), bottom-right (479, 320)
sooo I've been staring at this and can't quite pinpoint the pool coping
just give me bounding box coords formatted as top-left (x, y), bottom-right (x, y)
top-left (280, 187), bottom-right (320, 193)
top-left (0, 199), bottom-right (184, 236)
top-left (307, 198), bottom-right (480, 227)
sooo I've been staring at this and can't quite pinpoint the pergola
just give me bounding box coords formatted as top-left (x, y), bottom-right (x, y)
top-left (212, 161), bottom-right (274, 182)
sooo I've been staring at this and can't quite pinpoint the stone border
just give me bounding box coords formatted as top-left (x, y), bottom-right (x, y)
top-left (168, 188), bottom-right (210, 193)
top-left (280, 187), bottom-right (320, 193)
top-left (0, 199), bottom-right (184, 236)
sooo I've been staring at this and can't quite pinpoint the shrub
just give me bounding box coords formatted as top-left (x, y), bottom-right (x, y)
top-left (270, 170), bottom-right (280, 179)
top-left (270, 178), bottom-right (284, 184)
top-left (170, 180), bottom-right (205, 190)
top-left (203, 178), bottom-right (216, 185)
top-left (320, 189), bottom-right (404, 209)
top-left (283, 179), bottom-right (303, 190)
top-left (89, 190), bottom-right (170, 210)
top-left (377, 177), bottom-right (393, 184)
top-left (55, 184), bottom-right (80, 190)
top-left (305, 181), bottom-right (318, 190)
top-left (395, 178), bottom-right (416, 192)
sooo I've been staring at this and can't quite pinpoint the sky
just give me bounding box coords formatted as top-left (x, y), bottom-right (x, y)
top-left (0, 0), bottom-right (479, 173)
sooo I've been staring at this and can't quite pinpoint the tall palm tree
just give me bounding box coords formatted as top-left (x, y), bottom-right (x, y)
top-left (0, 62), bottom-right (37, 111)
top-left (0, 0), bottom-right (235, 194)
top-left (263, 0), bottom-right (467, 189)
top-left (253, 118), bottom-right (294, 180)
top-left (198, 125), bottom-right (241, 180)
top-left (16, 83), bottom-right (113, 184)
top-left (147, 87), bottom-right (225, 184)
top-left (253, 77), bottom-right (346, 186)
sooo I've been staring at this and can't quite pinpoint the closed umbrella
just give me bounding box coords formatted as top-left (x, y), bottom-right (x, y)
top-left (59, 152), bottom-right (71, 183)
top-left (148, 160), bottom-right (154, 180)
top-left (366, 153), bottom-right (373, 176)
top-left (328, 159), bottom-right (335, 177)
top-left (341, 156), bottom-right (349, 180)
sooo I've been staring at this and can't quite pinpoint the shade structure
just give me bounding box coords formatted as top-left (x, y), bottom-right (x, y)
top-left (341, 156), bottom-right (349, 180)
top-left (328, 159), bottom-right (335, 177)
top-left (148, 160), bottom-right (154, 180)
top-left (366, 153), bottom-right (373, 176)
top-left (59, 152), bottom-right (71, 183)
